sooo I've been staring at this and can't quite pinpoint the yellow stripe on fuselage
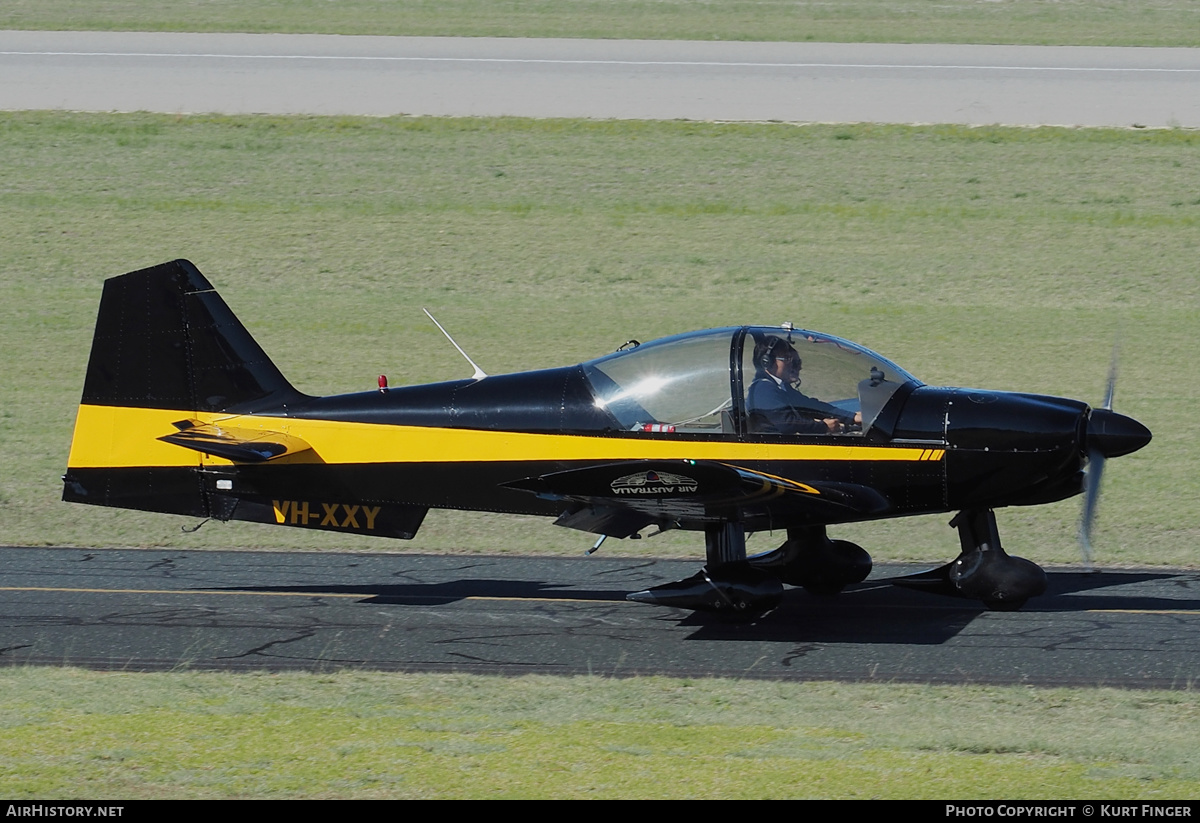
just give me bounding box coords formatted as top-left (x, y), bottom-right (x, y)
top-left (66, 404), bottom-right (945, 468)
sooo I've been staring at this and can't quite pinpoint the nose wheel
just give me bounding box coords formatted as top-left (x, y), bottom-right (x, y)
top-left (897, 508), bottom-right (1046, 610)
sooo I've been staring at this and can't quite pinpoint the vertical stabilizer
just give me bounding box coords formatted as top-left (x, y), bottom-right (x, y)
top-left (80, 259), bottom-right (302, 413)
top-left (64, 260), bottom-right (305, 516)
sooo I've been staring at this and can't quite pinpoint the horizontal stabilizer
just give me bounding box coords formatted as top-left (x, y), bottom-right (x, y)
top-left (158, 421), bottom-right (312, 463)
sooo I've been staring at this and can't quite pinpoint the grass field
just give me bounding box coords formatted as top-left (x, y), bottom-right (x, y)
top-left (3, 0), bottom-right (1200, 47)
top-left (2, 669), bottom-right (1199, 799)
top-left (1, 112), bottom-right (1195, 568)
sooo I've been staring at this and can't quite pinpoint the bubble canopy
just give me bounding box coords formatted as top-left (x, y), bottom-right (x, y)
top-left (582, 326), bottom-right (920, 436)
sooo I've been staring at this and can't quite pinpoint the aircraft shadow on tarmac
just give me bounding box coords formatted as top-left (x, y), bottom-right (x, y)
top-left (225, 579), bottom-right (627, 606)
top-left (217, 570), bottom-right (1196, 646)
top-left (1035, 570), bottom-right (1198, 607)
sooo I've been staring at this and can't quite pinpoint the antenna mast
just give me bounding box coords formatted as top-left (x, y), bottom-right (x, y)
top-left (423, 309), bottom-right (488, 380)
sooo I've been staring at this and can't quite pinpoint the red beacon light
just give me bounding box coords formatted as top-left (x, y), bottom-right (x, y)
top-left (378, 375), bottom-right (389, 393)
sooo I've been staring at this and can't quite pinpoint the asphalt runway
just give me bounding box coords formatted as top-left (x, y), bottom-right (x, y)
top-left (3, 547), bottom-right (1198, 687)
top-left (3, 31), bottom-right (1200, 126)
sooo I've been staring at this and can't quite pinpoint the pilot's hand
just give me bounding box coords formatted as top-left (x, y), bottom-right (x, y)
top-left (822, 418), bottom-right (842, 433)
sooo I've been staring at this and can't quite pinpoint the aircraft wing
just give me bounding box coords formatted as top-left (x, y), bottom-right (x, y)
top-left (502, 460), bottom-right (889, 537)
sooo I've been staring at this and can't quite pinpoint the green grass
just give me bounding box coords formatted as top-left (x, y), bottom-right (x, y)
top-left (1, 112), bottom-right (1195, 568)
top-left (1, 668), bottom-right (1198, 798)
top-left (4, 0), bottom-right (1200, 47)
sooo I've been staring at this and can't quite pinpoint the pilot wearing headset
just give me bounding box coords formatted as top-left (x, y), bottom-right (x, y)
top-left (747, 336), bottom-right (862, 435)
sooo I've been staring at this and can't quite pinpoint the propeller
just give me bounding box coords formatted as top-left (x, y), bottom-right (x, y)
top-left (1077, 344), bottom-right (1117, 569)
top-left (1078, 340), bottom-right (1151, 569)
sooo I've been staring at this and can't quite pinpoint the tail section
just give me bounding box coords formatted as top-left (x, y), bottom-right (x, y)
top-left (64, 260), bottom-right (429, 541)
top-left (79, 259), bottom-right (301, 414)
top-left (63, 260), bottom-right (305, 517)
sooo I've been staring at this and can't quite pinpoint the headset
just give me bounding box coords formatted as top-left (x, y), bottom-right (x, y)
top-left (754, 336), bottom-right (801, 374)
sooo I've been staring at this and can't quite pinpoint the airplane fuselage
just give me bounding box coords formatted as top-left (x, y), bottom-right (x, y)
top-left (63, 260), bottom-right (1150, 613)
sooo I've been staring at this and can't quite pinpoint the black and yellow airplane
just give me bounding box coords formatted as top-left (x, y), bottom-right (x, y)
top-left (63, 260), bottom-right (1152, 614)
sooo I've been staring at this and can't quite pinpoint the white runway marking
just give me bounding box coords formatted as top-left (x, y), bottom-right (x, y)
top-left (4, 32), bottom-right (1198, 125)
top-left (5, 50), bottom-right (1200, 73)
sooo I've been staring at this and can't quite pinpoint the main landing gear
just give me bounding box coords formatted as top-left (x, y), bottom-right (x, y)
top-left (626, 523), bottom-right (872, 615)
top-left (897, 508), bottom-right (1047, 611)
top-left (625, 508), bottom-right (1047, 615)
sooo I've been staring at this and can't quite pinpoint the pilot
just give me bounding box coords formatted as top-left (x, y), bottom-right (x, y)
top-left (747, 336), bottom-right (862, 435)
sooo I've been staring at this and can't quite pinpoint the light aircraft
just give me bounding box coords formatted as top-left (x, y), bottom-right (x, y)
top-left (63, 260), bottom-right (1152, 615)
